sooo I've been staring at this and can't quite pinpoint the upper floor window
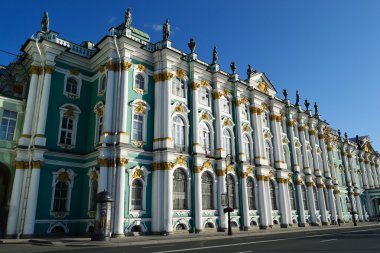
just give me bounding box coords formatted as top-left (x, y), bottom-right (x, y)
top-left (200, 122), bottom-right (211, 154)
top-left (262, 112), bottom-right (269, 127)
top-left (130, 100), bottom-right (150, 145)
top-left (132, 114), bottom-right (144, 141)
top-left (247, 177), bottom-right (256, 210)
top-left (223, 129), bottom-right (232, 156)
top-left (0, 110), bottom-right (17, 141)
top-left (199, 87), bottom-right (210, 106)
top-left (64, 76), bottom-right (81, 99)
top-left (289, 183), bottom-right (296, 210)
top-left (135, 74), bottom-right (145, 90)
top-left (98, 75), bottom-right (107, 95)
top-left (94, 102), bottom-right (104, 144)
top-left (243, 134), bottom-right (252, 163)
top-left (58, 104), bottom-right (81, 149)
top-left (173, 116), bottom-right (185, 152)
top-left (265, 141), bottom-right (273, 166)
top-left (172, 77), bottom-right (186, 98)
top-left (242, 104), bottom-right (249, 120)
top-left (222, 97), bottom-right (231, 114)
top-left (313, 187), bottom-right (319, 210)
top-left (270, 181), bottom-right (277, 210)
top-left (302, 185), bottom-right (308, 210)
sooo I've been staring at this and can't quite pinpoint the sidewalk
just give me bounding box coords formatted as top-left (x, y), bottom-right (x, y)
top-left (1, 222), bottom-right (379, 248)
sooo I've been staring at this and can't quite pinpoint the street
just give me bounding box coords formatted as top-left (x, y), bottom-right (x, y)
top-left (1, 225), bottom-right (380, 253)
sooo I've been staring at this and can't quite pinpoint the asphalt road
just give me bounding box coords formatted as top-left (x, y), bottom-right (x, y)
top-left (1, 226), bottom-right (380, 253)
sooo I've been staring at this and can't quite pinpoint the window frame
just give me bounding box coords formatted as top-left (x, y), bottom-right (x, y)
top-left (133, 66), bottom-right (149, 94)
top-left (63, 74), bottom-right (82, 99)
top-left (50, 168), bottom-right (76, 218)
top-left (247, 176), bottom-right (257, 210)
top-left (98, 74), bottom-right (107, 96)
top-left (128, 166), bottom-right (150, 216)
top-left (172, 76), bottom-right (187, 99)
top-left (201, 171), bottom-right (215, 210)
top-left (173, 168), bottom-right (189, 210)
top-left (0, 109), bottom-right (18, 141)
top-left (130, 100), bottom-right (150, 144)
top-left (57, 104), bottom-right (81, 149)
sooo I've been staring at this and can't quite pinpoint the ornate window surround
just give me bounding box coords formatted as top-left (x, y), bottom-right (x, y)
top-left (200, 169), bottom-right (218, 210)
top-left (98, 73), bottom-right (107, 96)
top-left (93, 102), bottom-right (104, 145)
top-left (128, 166), bottom-right (150, 217)
top-left (130, 99), bottom-right (150, 147)
top-left (171, 163), bottom-right (192, 211)
top-left (57, 104), bottom-right (81, 149)
top-left (133, 64), bottom-right (149, 95)
top-left (87, 167), bottom-right (99, 218)
top-left (63, 73), bottom-right (82, 99)
top-left (50, 168), bottom-right (77, 218)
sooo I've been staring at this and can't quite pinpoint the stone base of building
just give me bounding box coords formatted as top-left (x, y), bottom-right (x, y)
top-left (112, 233), bottom-right (125, 238)
top-left (259, 225), bottom-right (268, 229)
top-left (243, 226), bottom-right (249, 231)
top-left (217, 227), bottom-right (226, 232)
top-left (280, 224), bottom-right (288, 228)
top-left (322, 222), bottom-right (329, 226)
top-left (298, 223), bottom-right (306, 227)
top-left (311, 222), bottom-right (319, 226)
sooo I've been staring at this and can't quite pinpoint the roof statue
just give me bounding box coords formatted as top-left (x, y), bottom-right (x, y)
top-left (188, 38), bottom-right (196, 54)
top-left (304, 99), bottom-right (310, 111)
top-left (344, 132), bottom-right (348, 140)
top-left (230, 61), bottom-right (236, 75)
top-left (282, 89), bottom-right (288, 100)
top-left (125, 8), bottom-right (132, 28)
top-left (163, 19), bottom-right (170, 41)
top-left (247, 64), bottom-right (254, 79)
top-left (314, 102), bottom-right (319, 116)
top-left (295, 90), bottom-right (300, 106)
top-left (41, 11), bottom-right (49, 33)
top-left (338, 129), bottom-right (341, 137)
top-left (212, 46), bottom-right (218, 64)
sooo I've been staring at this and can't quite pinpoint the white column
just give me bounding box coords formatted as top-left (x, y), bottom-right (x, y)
top-left (163, 168), bottom-right (173, 233)
top-left (355, 194), bottom-right (363, 221)
top-left (317, 184), bottom-right (328, 225)
top-left (217, 161), bottom-right (227, 230)
top-left (250, 106), bottom-right (266, 165)
top-left (257, 174), bottom-right (270, 228)
top-left (35, 67), bottom-right (53, 137)
top-left (306, 182), bottom-right (317, 225)
top-left (194, 167), bottom-right (203, 232)
top-left (113, 161), bottom-right (126, 237)
top-left (22, 165), bottom-right (41, 236)
top-left (335, 190), bottom-right (343, 221)
top-left (20, 70), bottom-right (39, 139)
top-left (191, 84), bottom-right (201, 152)
top-left (213, 91), bottom-right (223, 157)
top-left (371, 163), bottom-right (379, 188)
top-left (270, 114), bottom-right (285, 169)
top-left (366, 161), bottom-right (374, 188)
top-left (295, 183), bottom-right (306, 225)
top-left (103, 65), bottom-right (115, 136)
top-left (6, 165), bottom-right (25, 236)
top-left (119, 67), bottom-right (129, 142)
top-left (277, 179), bottom-right (290, 227)
top-left (98, 159), bottom-right (108, 192)
top-left (235, 99), bottom-right (244, 162)
top-left (151, 168), bottom-right (161, 233)
top-left (241, 172), bottom-right (249, 230)
top-left (327, 185), bottom-right (337, 224)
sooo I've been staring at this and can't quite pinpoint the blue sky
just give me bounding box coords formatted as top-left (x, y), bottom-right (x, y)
top-left (1, 0), bottom-right (380, 150)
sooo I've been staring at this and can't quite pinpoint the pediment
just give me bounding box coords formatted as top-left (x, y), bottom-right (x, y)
top-left (248, 72), bottom-right (277, 96)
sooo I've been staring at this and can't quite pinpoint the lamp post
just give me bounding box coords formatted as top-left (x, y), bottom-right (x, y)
top-left (225, 154), bottom-right (234, 236)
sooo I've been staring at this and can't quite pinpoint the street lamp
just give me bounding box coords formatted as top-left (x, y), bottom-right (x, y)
top-left (224, 154), bottom-right (234, 236)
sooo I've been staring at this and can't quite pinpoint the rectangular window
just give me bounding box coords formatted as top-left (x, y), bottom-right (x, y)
top-left (133, 114), bottom-right (144, 141)
top-left (60, 117), bottom-right (73, 145)
top-left (0, 110), bottom-right (17, 141)
top-left (95, 115), bottom-right (103, 143)
top-left (199, 87), bottom-right (210, 106)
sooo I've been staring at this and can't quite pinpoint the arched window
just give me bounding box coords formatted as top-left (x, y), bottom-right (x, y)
top-left (302, 185), bottom-right (308, 210)
top-left (247, 177), bottom-right (256, 210)
top-left (270, 181), bottom-right (277, 210)
top-left (131, 179), bottom-right (143, 210)
top-left (65, 77), bottom-right (78, 96)
top-left (313, 187), bottom-right (319, 210)
top-left (243, 134), bottom-right (251, 163)
top-left (199, 87), bottom-right (210, 106)
top-left (289, 183), bottom-right (296, 210)
top-left (265, 141), bottom-right (273, 166)
top-left (227, 174), bottom-right (237, 209)
top-left (135, 74), bottom-right (145, 90)
top-left (58, 104), bottom-right (81, 149)
top-left (173, 169), bottom-right (187, 210)
top-left (53, 181), bottom-right (68, 212)
top-left (172, 77), bottom-right (186, 98)
top-left (223, 129), bottom-right (232, 156)
top-left (98, 75), bottom-right (107, 94)
top-left (201, 172), bottom-right (214, 209)
top-left (200, 122), bottom-right (211, 153)
top-left (132, 114), bottom-right (144, 141)
top-left (173, 116), bottom-right (185, 151)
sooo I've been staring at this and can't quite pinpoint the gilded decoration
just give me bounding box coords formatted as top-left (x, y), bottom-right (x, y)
top-left (327, 146), bottom-right (333, 152)
top-left (217, 170), bottom-right (225, 176)
top-left (14, 160), bottom-right (25, 169)
top-left (306, 182), bottom-right (314, 187)
top-left (298, 125), bottom-right (306, 132)
top-left (153, 137), bottom-right (172, 142)
top-left (213, 91), bottom-right (223, 100)
top-left (326, 185), bottom-right (334, 189)
top-left (176, 69), bottom-right (186, 79)
top-left (132, 140), bottom-right (144, 148)
top-left (201, 80), bottom-right (210, 87)
top-left (106, 61), bottom-right (118, 71)
top-left (30, 65), bottom-right (43, 75)
top-left (152, 162), bottom-right (174, 171)
top-left (175, 156), bottom-right (187, 166)
top-left (69, 69), bottom-right (80, 75)
top-left (364, 142), bottom-right (372, 153)
top-left (268, 170), bottom-right (275, 178)
top-left (121, 61), bottom-right (132, 71)
top-left (223, 118), bottom-right (232, 127)
top-left (99, 65), bottom-right (105, 73)
top-left (154, 71), bottom-right (174, 82)
top-left (44, 65), bottom-right (55, 74)
top-left (235, 97), bottom-right (249, 106)
top-left (242, 124), bottom-right (250, 133)
top-left (261, 103), bottom-right (269, 111)
top-left (64, 106), bottom-right (74, 118)
top-left (264, 131), bottom-right (271, 139)
top-left (58, 172), bottom-right (70, 182)
top-left (31, 160), bottom-right (44, 169)
top-left (256, 175), bottom-right (269, 181)
top-left (309, 129), bottom-right (317, 136)
top-left (134, 102), bottom-right (146, 114)
top-left (347, 154), bottom-right (353, 159)
top-left (175, 104), bottom-right (184, 113)
top-left (201, 112), bottom-right (209, 121)
top-left (287, 120), bottom-right (297, 127)
top-left (240, 167), bottom-right (253, 178)
top-left (223, 88), bottom-right (231, 96)
top-left (277, 178), bottom-right (289, 184)
top-left (296, 179), bottom-right (303, 185)
top-left (322, 126), bottom-right (337, 144)
top-left (282, 136), bottom-right (288, 144)
top-left (90, 171), bottom-right (98, 181)
top-left (194, 166), bottom-right (202, 173)
top-left (137, 64), bottom-right (146, 72)
top-left (257, 81), bottom-right (269, 94)
top-left (250, 106), bottom-right (263, 115)
top-left (318, 134), bottom-right (324, 140)
top-left (317, 183), bottom-right (324, 188)
top-left (192, 82), bottom-right (200, 90)
top-left (97, 158), bottom-right (110, 167)
top-left (227, 164), bottom-right (234, 173)
top-left (295, 141), bottom-right (301, 148)
top-left (132, 168), bottom-right (144, 180)
top-left (203, 160), bottom-right (212, 169)
top-left (117, 158), bottom-right (128, 166)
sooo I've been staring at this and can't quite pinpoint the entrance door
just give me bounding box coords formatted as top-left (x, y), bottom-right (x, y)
top-left (0, 165), bottom-right (10, 238)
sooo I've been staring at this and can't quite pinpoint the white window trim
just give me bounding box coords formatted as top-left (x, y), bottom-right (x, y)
top-left (98, 74), bottom-right (107, 96)
top-left (240, 102), bottom-right (251, 122)
top-left (226, 172), bottom-right (239, 209)
top-left (130, 100), bottom-right (151, 145)
top-left (269, 179), bottom-right (279, 211)
top-left (198, 86), bottom-right (212, 109)
top-left (63, 74), bottom-right (82, 99)
top-left (171, 75), bottom-right (188, 102)
top-left (220, 94), bottom-right (233, 116)
top-left (0, 109), bottom-right (18, 141)
top-left (247, 176), bottom-right (258, 210)
top-left (93, 102), bottom-right (104, 145)
top-left (133, 65), bottom-right (149, 95)
top-left (128, 166), bottom-right (150, 217)
top-left (243, 133), bottom-right (254, 164)
top-left (222, 127), bottom-right (235, 158)
top-left (171, 166), bottom-right (192, 211)
top-left (87, 167), bottom-right (99, 217)
top-left (200, 169), bottom-right (217, 210)
top-left (50, 168), bottom-right (77, 218)
top-left (57, 104), bottom-right (81, 149)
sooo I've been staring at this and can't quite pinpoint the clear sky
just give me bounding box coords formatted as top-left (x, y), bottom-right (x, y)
top-left (1, 0), bottom-right (380, 150)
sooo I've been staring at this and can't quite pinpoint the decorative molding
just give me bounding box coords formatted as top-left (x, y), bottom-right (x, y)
top-left (44, 65), bottom-right (55, 74)
top-left (250, 106), bottom-right (263, 115)
top-left (176, 69), bottom-right (186, 79)
top-left (191, 82), bottom-right (200, 90)
top-left (213, 91), bottom-right (223, 100)
top-left (30, 65), bottom-right (43, 75)
top-left (153, 71), bottom-right (174, 82)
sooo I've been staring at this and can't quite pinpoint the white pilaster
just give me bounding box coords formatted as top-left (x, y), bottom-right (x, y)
top-left (6, 167), bottom-right (25, 236)
top-left (22, 166), bottom-right (41, 236)
top-left (113, 162), bottom-right (126, 237)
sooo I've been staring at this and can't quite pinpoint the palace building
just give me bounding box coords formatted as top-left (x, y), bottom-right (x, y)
top-left (1, 10), bottom-right (380, 237)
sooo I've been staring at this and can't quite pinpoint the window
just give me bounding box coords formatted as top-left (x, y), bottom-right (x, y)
top-left (173, 169), bottom-right (187, 210)
top-left (242, 104), bottom-right (249, 120)
top-left (313, 187), bottom-right (319, 210)
top-left (53, 181), bottom-right (68, 212)
top-left (94, 103), bottom-right (104, 144)
top-left (222, 97), bottom-right (231, 114)
top-left (262, 112), bottom-right (269, 127)
top-left (302, 185), bottom-right (308, 210)
top-left (265, 141), bottom-right (273, 166)
top-left (172, 77), bottom-right (186, 98)
top-left (270, 181), bottom-right (277, 210)
top-left (345, 196), bottom-right (351, 212)
top-left (0, 110), bottom-right (17, 141)
top-left (132, 114), bottom-right (144, 141)
top-left (243, 134), bottom-right (251, 163)
top-left (223, 129), bottom-right (232, 156)
top-left (199, 87), bottom-right (210, 106)
top-left (173, 116), bottom-right (185, 152)
top-left (297, 149), bottom-right (303, 170)
top-left (307, 152), bottom-right (314, 171)
top-left (58, 105), bottom-right (81, 148)
top-left (200, 122), bottom-right (211, 153)
top-left (227, 174), bottom-right (237, 209)
top-left (284, 146), bottom-right (291, 169)
top-left (131, 179), bottom-right (143, 210)
top-left (289, 183), bottom-right (296, 210)
top-left (202, 172), bottom-right (214, 209)
top-left (135, 74), bottom-right (145, 90)
top-left (338, 151), bottom-right (342, 161)
top-left (88, 169), bottom-right (98, 214)
top-left (247, 177), bottom-right (256, 210)
top-left (98, 75), bottom-right (106, 94)
top-left (339, 167), bottom-right (346, 186)
top-left (65, 77), bottom-right (79, 97)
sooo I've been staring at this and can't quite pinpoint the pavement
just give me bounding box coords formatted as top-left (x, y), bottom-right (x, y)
top-left (0, 221), bottom-right (379, 249)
